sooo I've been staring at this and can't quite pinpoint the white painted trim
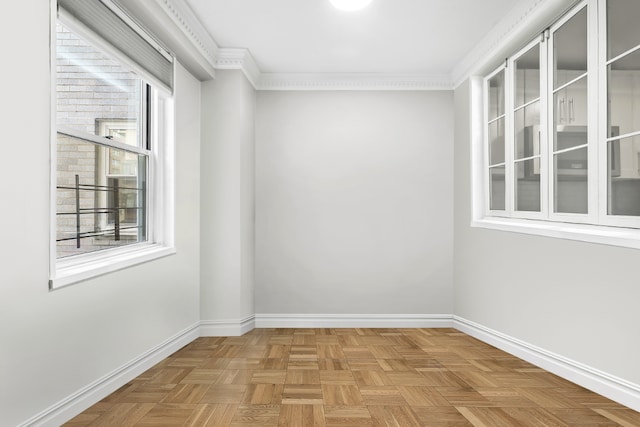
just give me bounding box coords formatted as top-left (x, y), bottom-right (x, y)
top-left (114, 0), bottom-right (585, 92)
top-left (151, 0), bottom-right (219, 65)
top-left (114, 0), bottom-right (455, 90)
top-left (257, 73), bottom-right (453, 91)
top-left (470, 76), bottom-right (486, 221)
top-left (17, 323), bottom-right (200, 427)
top-left (255, 313), bottom-right (453, 329)
top-left (49, 0), bottom-right (59, 294)
top-left (212, 50), bottom-right (454, 90)
top-left (111, 0), bottom-right (217, 81)
top-left (50, 84), bottom-right (176, 290)
top-left (16, 315), bottom-right (640, 426)
top-left (51, 244), bottom-right (176, 289)
top-left (471, 216), bottom-right (640, 250)
top-left (200, 315), bottom-right (256, 337)
top-left (215, 48), bottom-right (261, 88)
top-left (453, 0), bottom-right (581, 89)
top-left (453, 316), bottom-right (640, 412)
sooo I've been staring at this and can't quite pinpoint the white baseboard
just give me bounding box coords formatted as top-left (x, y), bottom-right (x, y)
top-left (200, 315), bottom-right (256, 337)
top-left (453, 316), bottom-right (640, 413)
top-left (20, 314), bottom-right (640, 427)
top-left (19, 322), bottom-right (200, 427)
top-left (255, 313), bottom-right (453, 329)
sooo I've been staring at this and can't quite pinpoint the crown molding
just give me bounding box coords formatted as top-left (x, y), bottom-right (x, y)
top-left (257, 73), bottom-right (453, 91)
top-left (113, 0), bottom-right (218, 81)
top-left (137, 0), bottom-right (577, 91)
top-left (211, 50), bottom-right (453, 90)
top-left (255, 313), bottom-right (453, 328)
top-left (214, 48), bottom-right (261, 88)
top-left (154, 0), bottom-right (219, 62)
top-left (452, 0), bottom-right (578, 88)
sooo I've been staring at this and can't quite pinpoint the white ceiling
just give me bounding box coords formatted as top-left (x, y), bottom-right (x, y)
top-left (185, 0), bottom-right (518, 76)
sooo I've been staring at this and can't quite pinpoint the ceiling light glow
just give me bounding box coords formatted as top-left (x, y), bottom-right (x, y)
top-left (329, 0), bottom-right (373, 12)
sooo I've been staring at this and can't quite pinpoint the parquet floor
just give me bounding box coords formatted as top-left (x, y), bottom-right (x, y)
top-left (65, 328), bottom-right (640, 426)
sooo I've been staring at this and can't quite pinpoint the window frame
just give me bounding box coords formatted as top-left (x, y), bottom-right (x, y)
top-left (49, 0), bottom-right (175, 289)
top-left (484, 64), bottom-right (508, 216)
top-left (472, 0), bottom-right (640, 250)
top-left (508, 36), bottom-right (548, 221)
top-left (546, 1), bottom-right (598, 225)
top-left (95, 117), bottom-right (143, 234)
top-left (597, 0), bottom-right (640, 229)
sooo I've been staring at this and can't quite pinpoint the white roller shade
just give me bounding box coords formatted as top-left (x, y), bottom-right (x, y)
top-left (58, 0), bottom-right (173, 92)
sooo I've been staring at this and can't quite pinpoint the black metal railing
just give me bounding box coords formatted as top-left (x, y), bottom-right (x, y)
top-left (56, 174), bottom-right (146, 249)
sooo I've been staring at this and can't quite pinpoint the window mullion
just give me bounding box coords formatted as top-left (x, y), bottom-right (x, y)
top-left (476, 0), bottom-right (640, 245)
top-left (597, 0), bottom-right (608, 224)
top-left (540, 32), bottom-right (550, 219)
top-left (587, 0), bottom-right (600, 225)
top-left (546, 23), bottom-right (556, 221)
top-left (485, 66), bottom-right (508, 214)
top-left (505, 60), bottom-right (515, 216)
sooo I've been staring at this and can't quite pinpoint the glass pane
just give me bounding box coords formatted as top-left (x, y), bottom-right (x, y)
top-left (608, 49), bottom-right (640, 135)
top-left (56, 133), bottom-right (147, 258)
top-left (490, 166), bottom-right (505, 211)
top-left (554, 76), bottom-right (587, 132)
top-left (515, 159), bottom-right (541, 212)
top-left (554, 147), bottom-right (588, 214)
top-left (488, 70), bottom-right (505, 120)
top-left (515, 102), bottom-right (540, 160)
top-left (609, 136), bottom-right (640, 216)
top-left (489, 117), bottom-right (505, 165)
top-left (514, 45), bottom-right (540, 107)
top-left (56, 22), bottom-right (142, 147)
top-left (556, 125), bottom-right (588, 152)
top-left (607, 0), bottom-right (640, 60)
top-left (554, 7), bottom-right (587, 89)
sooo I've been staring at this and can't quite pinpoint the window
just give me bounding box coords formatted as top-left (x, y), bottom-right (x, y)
top-left (51, 0), bottom-right (175, 288)
top-left (475, 0), bottom-right (640, 248)
top-left (604, 0), bottom-right (640, 223)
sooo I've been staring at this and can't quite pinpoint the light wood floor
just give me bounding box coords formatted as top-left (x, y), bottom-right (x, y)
top-left (65, 328), bottom-right (640, 426)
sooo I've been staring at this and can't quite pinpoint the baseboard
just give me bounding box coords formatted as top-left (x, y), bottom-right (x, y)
top-left (21, 314), bottom-right (640, 427)
top-left (19, 322), bottom-right (200, 427)
top-left (200, 315), bottom-right (256, 336)
top-left (453, 316), bottom-right (640, 412)
top-left (255, 313), bottom-right (453, 329)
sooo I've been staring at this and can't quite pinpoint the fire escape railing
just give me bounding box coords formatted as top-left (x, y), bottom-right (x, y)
top-left (56, 174), bottom-right (145, 249)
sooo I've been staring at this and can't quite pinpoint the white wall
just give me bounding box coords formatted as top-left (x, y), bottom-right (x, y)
top-left (200, 70), bottom-right (255, 325)
top-left (0, 3), bottom-right (202, 425)
top-left (255, 91), bottom-right (454, 315)
top-left (454, 79), bottom-right (640, 387)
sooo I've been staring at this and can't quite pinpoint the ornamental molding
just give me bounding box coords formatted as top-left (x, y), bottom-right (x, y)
top-left (214, 49), bottom-right (261, 88)
top-left (156, 0), bottom-right (219, 62)
top-left (452, 0), bottom-right (574, 87)
top-left (211, 50), bottom-right (454, 90)
top-left (257, 73), bottom-right (453, 91)
top-left (153, 0), bottom-right (573, 91)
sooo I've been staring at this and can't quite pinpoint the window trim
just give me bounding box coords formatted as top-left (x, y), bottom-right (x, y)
top-left (597, 0), bottom-right (640, 229)
top-left (472, 0), bottom-right (640, 251)
top-left (509, 36), bottom-right (548, 221)
top-left (471, 215), bottom-right (640, 250)
top-left (49, 0), bottom-right (175, 290)
top-left (484, 65), bottom-right (507, 215)
top-left (546, 1), bottom-right (597, 225)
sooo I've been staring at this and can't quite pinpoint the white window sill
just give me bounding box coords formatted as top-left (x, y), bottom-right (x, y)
top-left (50, 243), bottom-right (176, 290)
top-left (471, 217), bottom-right (640, 250)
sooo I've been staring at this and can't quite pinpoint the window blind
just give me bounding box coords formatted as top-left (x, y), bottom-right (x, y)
top-left (58, 0), bottom-right (173, 91)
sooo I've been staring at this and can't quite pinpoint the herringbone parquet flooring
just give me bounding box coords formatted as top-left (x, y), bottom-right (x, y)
top-left (64, 328), bottom-right (640, 426)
